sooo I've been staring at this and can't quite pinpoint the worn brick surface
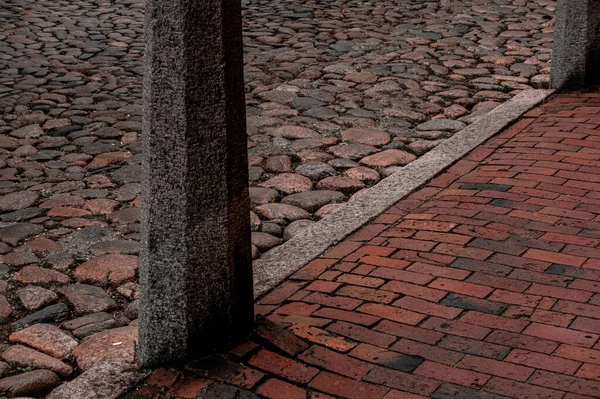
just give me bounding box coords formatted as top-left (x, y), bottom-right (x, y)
top-left (134, 95), bottom-right (600, 398)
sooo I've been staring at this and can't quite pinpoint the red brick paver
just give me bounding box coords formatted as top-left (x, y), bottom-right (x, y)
top-left (135, 94), bottom-right (600, 398)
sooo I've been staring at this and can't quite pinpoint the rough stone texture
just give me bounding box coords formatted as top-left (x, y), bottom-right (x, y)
top-left (9, 324), bottom-right (78, 359)
top-left (59, 284), bottom-right (118, 315)
top-left (0, 295), bottom-right (12, 319)
top-left (9, 124), bottom-right (44, 139)
top-left (316, 176), bottom-right (366, 194)
top-left (0, 223), bottom-right (44, 246)
top-left (359, 149), bottom-right (417, 168)
top-left (281, 191), bottom-right (346, 212)
top-left (2, 345), bottom-right (73, 377)
top-left (140, 0), bottom-right (254, 367)
top-left (0, 191), bottom-right (39, 212)
top-left (90, 240), bottom-right (140, 256)
top-left (74, 254), bottom-right (138, 285)
top-left (0, 362), bottom-right (8, 377)
top-left (408, 139), bottom-right (442, 156)
top-left (259, 173), bottom-right (312, 194)
top-left (46, 362), bottom-right (148, 399)
top-left (329, 143), bottom-right (378, 160)
top-left (14, 266), bottom-right (70, 285)
top-left (249, 187), bottom-right (279, 206)
top-left (283, 220), bottom-right (316, 241)
top-left (295, 162), bottom-right (336, 181)
top-left (263, 155), bottom-right (292, 173)
top-left (254, 203), bottom-right (310, 221)
top-left (341, 128), bottom-right (390, 146)
top-left (251, 232), bottom-right (282, 251)
top-left (551, 0), bottom-right (600, 89)
top-left (72, 326), bottom-right (137, 371)
top-left (12, 304), bottom-right (71, 330)
top-left (416, 119), bottom-right (466, 132)
top-left (344, 166), bottom-right (381, 184)
top-left (0, 0), bottom-right (561, 390)
top-left (124, 300), bottom-right (139, 320)
top-left (2, 251), bottom-right (38, 267)
top-left (63, 313), bottom-right (114, 331)
top-left (0, 0), bottom-right (558, 282)
top-left (250, 211), bottom-right (262, 232)
top-left (0, 370), bottom-right (60, 397)
top-left (16, 286), bottom-right (58, 311)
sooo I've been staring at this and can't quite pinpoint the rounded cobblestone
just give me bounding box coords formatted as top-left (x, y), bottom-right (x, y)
top-left (0, 0), bottom-right (557, 392)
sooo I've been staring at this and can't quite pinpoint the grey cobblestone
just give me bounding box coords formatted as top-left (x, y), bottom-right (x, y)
top-left (0, 0), bottom-right (555, 390)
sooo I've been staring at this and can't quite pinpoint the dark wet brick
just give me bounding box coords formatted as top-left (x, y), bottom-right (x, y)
top-left (546, 263), bottom-right (600, 281)
top-left (460, 183), bottom-right (512, 192)
top-left (440, 293), bottom-right (508, 315)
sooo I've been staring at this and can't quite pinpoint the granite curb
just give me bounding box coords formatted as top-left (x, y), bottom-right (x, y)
top-left (253, 89), bottom-right (555, 297)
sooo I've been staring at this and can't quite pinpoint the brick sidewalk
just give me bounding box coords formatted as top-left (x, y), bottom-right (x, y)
top-left (133, 92), bottom-right (600, 399)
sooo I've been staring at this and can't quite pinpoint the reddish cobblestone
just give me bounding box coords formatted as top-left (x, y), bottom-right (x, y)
top-left (131, 95), bottom-right (600, 398)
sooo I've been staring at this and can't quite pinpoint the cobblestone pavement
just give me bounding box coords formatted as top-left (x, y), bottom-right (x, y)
top-left (132, 93), bottom-right (600, 399)
top-left (0, 0), bottom-right (562, 395)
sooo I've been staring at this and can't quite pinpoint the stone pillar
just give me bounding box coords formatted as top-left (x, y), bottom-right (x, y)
top-left (550, 0), bottom-right (600, 90)
top-left (139, 0), bottom-right (254, 367)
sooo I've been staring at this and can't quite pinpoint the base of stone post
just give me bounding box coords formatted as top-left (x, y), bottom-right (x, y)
top-left (138, 0), bottom-right (254, 368)
top-left (550, 0), bottom-right (600, 90)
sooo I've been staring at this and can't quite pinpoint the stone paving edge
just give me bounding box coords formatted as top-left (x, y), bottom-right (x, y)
top-left (253, 88), bottom-right (555, 297)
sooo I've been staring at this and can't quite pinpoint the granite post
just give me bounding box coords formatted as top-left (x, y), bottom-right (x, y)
top-left (139, 0), bottom-right (253, 367)
top-left (550, 0), bottom-right (600, 90)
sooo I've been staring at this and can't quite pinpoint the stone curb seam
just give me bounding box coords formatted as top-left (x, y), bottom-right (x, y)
top-left (253, 89), bottom-right (555, 297)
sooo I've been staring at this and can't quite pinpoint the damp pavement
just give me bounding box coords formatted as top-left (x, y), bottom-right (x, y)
top-left (0, 0), bottom-right (575, 397)
top-left (135, 93), bottom-right (600, 399)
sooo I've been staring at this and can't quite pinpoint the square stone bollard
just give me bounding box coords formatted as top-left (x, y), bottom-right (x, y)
top-left (139, 0), bottom-right (254, 367)
top-left (550, 0), bottom-right (600, 90)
